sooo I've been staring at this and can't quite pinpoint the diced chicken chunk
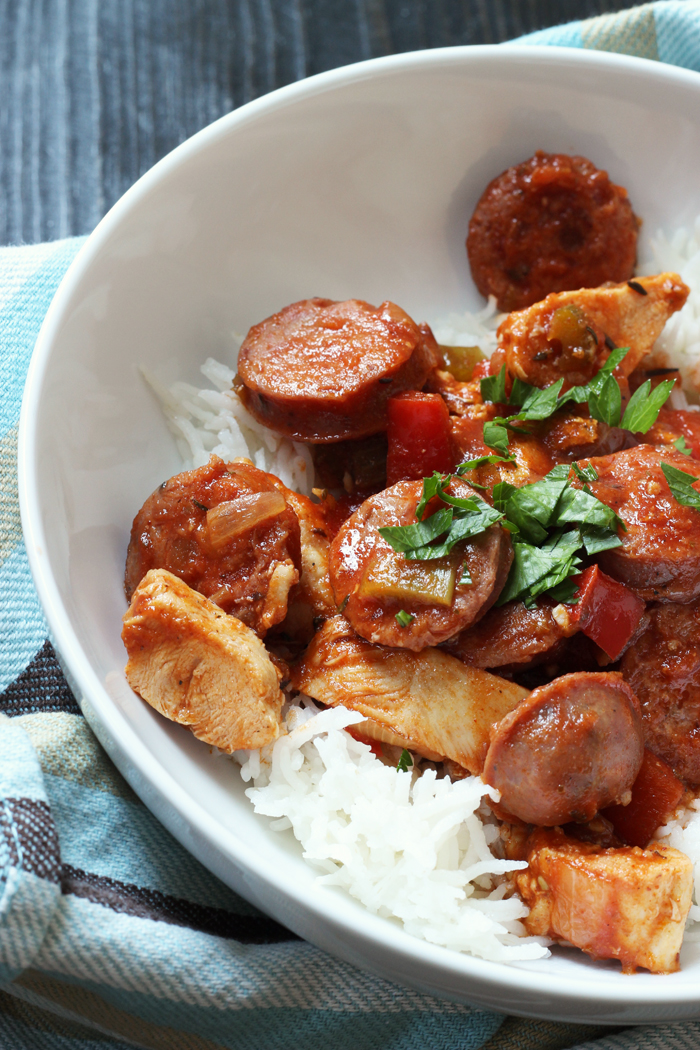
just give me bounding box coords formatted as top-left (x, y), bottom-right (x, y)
top-left (516, 828), bottom-right (693, 973)
top-left (122, 568), bottom-right (283, 751)
top-left (499, 273), bottom-right (689, 389)
top-left (291, 616), bottom-right (528, 772)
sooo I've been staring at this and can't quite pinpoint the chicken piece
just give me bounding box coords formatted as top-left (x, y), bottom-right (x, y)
top-left (499, 273), bottom-right (689, 390)
top-left (125, 456), bottom-right (301, 636)
top-left (620, 599), bottom-right (700, 785)
top-left (444, 600), bottom-right (571, 670)
top-left (291, 616), bottom-right (528, 771)
top-left (122, 569), bottom-right (283, 751)
top-left (424, 369), bottom-right (489, 417)
top-left (644, 407), bottom-right (700, 460)
top-left (515, 827), bottom-right (693, 973)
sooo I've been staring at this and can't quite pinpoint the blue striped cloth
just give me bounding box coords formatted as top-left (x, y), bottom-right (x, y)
top-left (4, 5), bottom-right (700, 1048)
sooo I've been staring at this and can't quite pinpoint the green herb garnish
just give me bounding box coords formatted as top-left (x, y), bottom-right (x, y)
top-left (397, 749), bottom-right (413, 772)
top-left (674, 436), bottom-right (693, 457)
top-left (379, 461), bottom-right (622, 607)
top-left (620, 379), bottom-right (676, 433)
top-left (395, 609), bottom-right (414, 627)
top-left (378, 472), bottom-right (503, 562)
top-left (479, 347), bottom-right (675, 456)
top-left (661, 462), bottom-right (700, 510)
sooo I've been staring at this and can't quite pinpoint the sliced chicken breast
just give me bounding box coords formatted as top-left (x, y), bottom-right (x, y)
top-left (291, 616), bottom-right (528, 772)
top-left (122, 568), bottom-right (283, 752)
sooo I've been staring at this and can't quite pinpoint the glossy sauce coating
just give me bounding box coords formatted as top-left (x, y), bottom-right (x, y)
top-left (125, 457), bottom-right (301, 635)
top-left (329, 479), bottom-right (512, 651)
top-left (467, 152), bottom-right (638, 312)
top-left (580, 444), bottom-right (700, 602)
top-left (483, 672), bottom-right (644, 826)
top-left (620, 599), bottom-right (700, 784)
top-left (236, 298), bottom-right (441, 442)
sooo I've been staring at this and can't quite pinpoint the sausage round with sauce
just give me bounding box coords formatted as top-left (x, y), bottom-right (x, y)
top-left (125, 457), bottom-right (301, 635)
top-left (620, 599), bottom-right (700, 784)
top-left (328, 478), bottom-right (512, 651)
top-left (483, 672), bottom-right (644, 826)
top-left (235, 298), bottom-right (441, 442)
top-left (467, 152), bottom-right (638, 312)
top-left (578, 444), bottom-right (700, 602)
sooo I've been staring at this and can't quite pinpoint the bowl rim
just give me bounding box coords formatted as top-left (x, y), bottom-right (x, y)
top-left (18, 42), bottom-right (700, 1017)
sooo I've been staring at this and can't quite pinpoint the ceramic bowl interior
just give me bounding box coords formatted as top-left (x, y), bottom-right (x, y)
top-left (19, 45), bottom-right (700, 1023)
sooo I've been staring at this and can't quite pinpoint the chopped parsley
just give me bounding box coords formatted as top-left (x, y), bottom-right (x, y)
top-left (480, 349), bottom-right (675, 455)
top-left (378, 472), bottom-right (503, 562)
top-left (674, 435), bottom-right (693, 457)
top-left (661, 462), bottom-right (700, 510)
top-left (396, 749), bottom-right (413, 772)
top-left (378, 462), bottom-right (623, 608)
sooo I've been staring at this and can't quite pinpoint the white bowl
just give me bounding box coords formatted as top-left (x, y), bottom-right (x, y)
top-left (19, 45), bottom-right (700, 1024)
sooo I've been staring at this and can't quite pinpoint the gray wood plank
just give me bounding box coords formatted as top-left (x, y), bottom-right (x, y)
top-left (0, 0), bottom-right (648, 244)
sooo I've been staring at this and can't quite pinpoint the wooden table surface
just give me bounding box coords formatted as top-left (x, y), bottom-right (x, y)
top-left (0, 0), bottom-right (644, 246)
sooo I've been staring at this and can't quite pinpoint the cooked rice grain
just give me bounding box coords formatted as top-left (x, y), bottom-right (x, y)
top-left (237, 704), bottom-right (549, 962)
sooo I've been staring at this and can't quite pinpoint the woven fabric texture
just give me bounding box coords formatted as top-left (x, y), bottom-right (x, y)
top-left (3, 2), bottom-right (700, 1048)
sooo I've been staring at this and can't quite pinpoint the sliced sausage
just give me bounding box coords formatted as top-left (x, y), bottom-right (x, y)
top-left (445, 600), bottom-right (570, 670)
top-left (579, 444), bottom-right (700, 602)
top-left (328, 478), bottom-right (512, 651)
top-left (235, 298), bottom-right (441, 442)
top-left (620, 599), bottom-right (700, 784)
top-left (125, 456), bottom-right (301, 635)
top-left (540, 409), bottom-right (637, 463)
top-left (483, 672), bottom-right (644, 826)
top-left (498, 274), bottom-right (688, 390)
top-left (467, 152), bottom-right (639, 312)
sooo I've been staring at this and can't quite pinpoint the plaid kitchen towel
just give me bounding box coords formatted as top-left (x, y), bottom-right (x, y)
top-left (4, 5), bottom-right (700, 1049)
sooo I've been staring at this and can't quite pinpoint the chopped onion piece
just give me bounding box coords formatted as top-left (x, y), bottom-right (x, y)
top-left (206, 491), bottom-right (286, 550)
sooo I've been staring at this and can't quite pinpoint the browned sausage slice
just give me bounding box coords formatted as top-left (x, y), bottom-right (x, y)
top-left (329, 478), bottom-right (512, 651)
top-left (483, 672), bottom-right (644, 826)
top-left (125, 456), bottom-right (301, 636)
top-left (620, 599), bottom-right (700, 784)
top-left (467, 152), bottom-right (638, 312)
top-left (579, 444), bottom-right (700, 602)
top-left (236, 298), bottom-right (441, 443)
top-left (444, 600), bottom-right (571, 670)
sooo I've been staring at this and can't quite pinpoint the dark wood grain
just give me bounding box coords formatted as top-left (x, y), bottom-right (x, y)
top-left (0, 0), bottom-right (645, 245)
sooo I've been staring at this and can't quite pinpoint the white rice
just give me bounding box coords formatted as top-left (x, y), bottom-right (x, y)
top-left (146, 219), bottom-right (700, 963)
top-left (638, 217), bottom-right (700, 395)
top-left (236, 701), bottom-right (548, 961)
top-left (142, 357), bottom-right (314, 495)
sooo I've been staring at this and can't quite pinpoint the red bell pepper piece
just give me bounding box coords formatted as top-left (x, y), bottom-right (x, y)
top-left (602, 749), bottom-right (684, 848)
top-left (386, 392), bottom-right (455, 486)
top-left (567, 564), bottom-right (646, 661)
